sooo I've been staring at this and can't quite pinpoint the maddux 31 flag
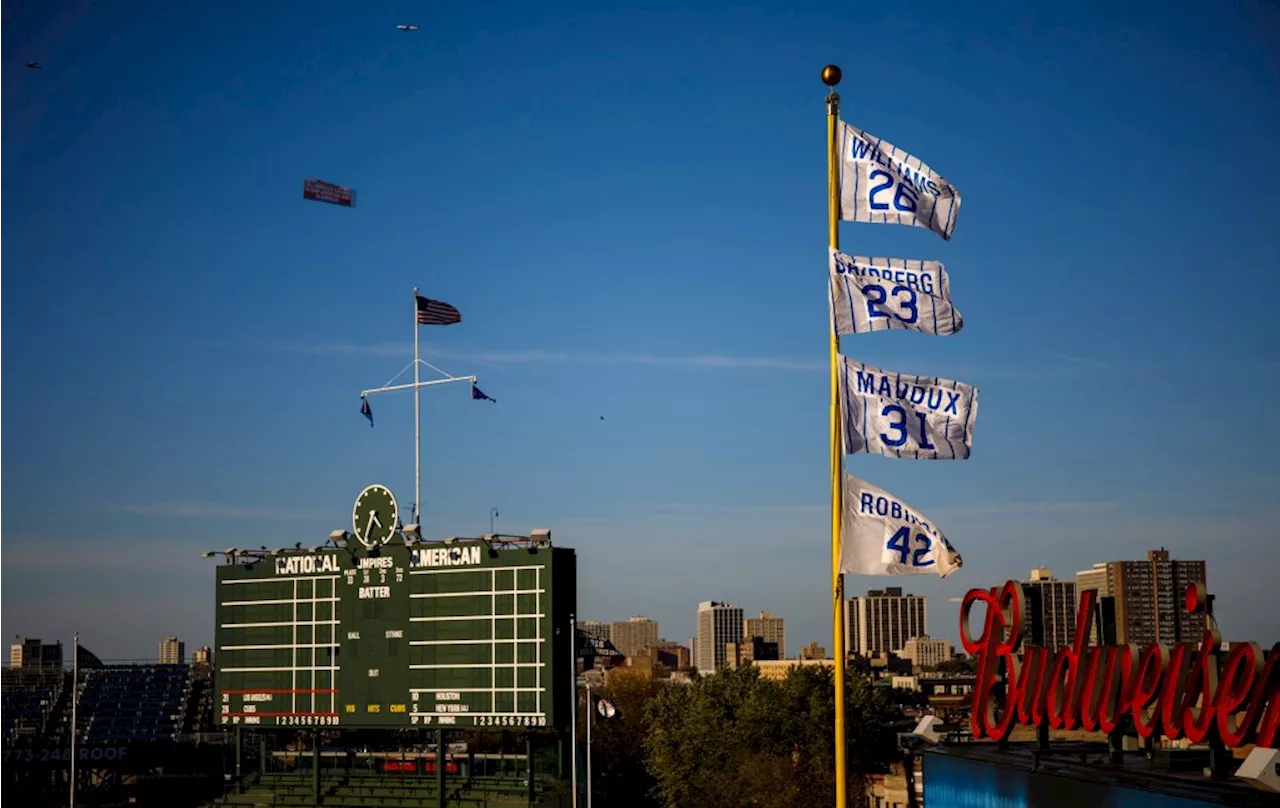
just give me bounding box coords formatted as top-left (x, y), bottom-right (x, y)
top-left (842, 474), bottom-right (962, 577)
top-left (839, 357), bottom-right (978, 460)
top-left (839, 120), bottom-right (961, 241)
top-left (829, 249), bottom-right (963, 336)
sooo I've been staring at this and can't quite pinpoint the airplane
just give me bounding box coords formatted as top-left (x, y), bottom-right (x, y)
top-left (25, 61), bottom-right (40, 69)
top-left (396, 24), bottom-right (419, 31)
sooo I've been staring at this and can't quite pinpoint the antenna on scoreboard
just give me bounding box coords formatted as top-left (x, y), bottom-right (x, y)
top-left (358, 287), bottom-right (480, 534)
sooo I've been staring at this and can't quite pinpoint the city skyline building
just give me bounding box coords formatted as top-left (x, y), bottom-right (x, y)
top-left (845, 587), bottom-right (927, 657)
top-left (696, 601), bottom-right (744, 673)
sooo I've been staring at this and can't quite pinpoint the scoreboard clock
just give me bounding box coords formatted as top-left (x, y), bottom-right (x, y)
top-left (213, 486), bottom-right (576, 730)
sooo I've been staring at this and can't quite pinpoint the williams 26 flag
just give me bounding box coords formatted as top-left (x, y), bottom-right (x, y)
top-left (839, 357), bottom-right (978, 460)
top-left (829, 249), bottom-right (963, 336)
top-left (839, 121), bottom-right (961, 240)
top-left (841, 474), bottom-right (961, 577)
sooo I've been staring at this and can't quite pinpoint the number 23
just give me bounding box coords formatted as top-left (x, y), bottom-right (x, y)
top-left (861, 284), bottom-right (918, 324)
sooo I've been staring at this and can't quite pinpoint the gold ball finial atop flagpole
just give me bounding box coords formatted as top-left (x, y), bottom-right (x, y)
top-left (821, 64), bottom-right (841, 87)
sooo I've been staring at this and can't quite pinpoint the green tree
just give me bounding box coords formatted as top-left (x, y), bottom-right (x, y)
top-left (643, 665), bottom-right (907, 808)
top-left (586, 669), bottom-right (665, 808)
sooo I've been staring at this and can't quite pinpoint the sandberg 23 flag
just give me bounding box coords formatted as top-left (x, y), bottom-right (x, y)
top-left (841, 474), bottom-right (962, 577)
top-left (839, 357), bottom-right (978, 460)
top-left (829, 249), bottom-right (963, 336)
top-left (839, 120), bottom-right (961, 240)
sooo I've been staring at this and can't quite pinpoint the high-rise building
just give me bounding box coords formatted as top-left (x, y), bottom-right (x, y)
top-left (901, 636), bottom-right (952, 668)
top-left (159, 635), bottom-right (185, 665)
top-left (845, 587), bottom-right (927, 656)
top-left (9, 638), bottom-right (62, 670)
top-left (696, 601), bottom-right (744, 673)
top-left (610, 616), bottom-right (659, 659)
top-left (579, 621), bottom-right (611, 644)
top-left (799, 641), bottom-right (826, 660)
top-left (1074, 550), bottom-right (1206, 647)
top-left (192, 646), bottom-right (212, 665)
top-left (743, 611), bottom-right (786, 659)
top-left (1075, 563), bottom-right (1111, 643)
top-left (639, 642), bottom-right (691, 670)
top-left (1021, 568), bottom-right (1077, 650)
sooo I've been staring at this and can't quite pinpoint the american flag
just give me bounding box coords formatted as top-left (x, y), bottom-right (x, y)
top-left (416, 295), bottom-right (461, 325)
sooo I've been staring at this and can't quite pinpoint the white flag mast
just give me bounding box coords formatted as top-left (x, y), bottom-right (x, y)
top-left (359, 287), bottom-right (476, 529)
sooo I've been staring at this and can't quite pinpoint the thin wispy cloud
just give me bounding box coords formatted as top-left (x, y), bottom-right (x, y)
top-left (110, 503), bottom-right (318, 520)
top-left (290, 342), bottom-right (825, 372)
top-left (934, 500), bottom-right (1117, 517)
top-left (1055, 352), bottom-right (1107, 368)
top-left (3, 540), bottom-right (201, 572)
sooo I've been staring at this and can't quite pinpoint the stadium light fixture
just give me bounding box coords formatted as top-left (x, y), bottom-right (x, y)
top-left (329, 529), bottom-right (350, 546)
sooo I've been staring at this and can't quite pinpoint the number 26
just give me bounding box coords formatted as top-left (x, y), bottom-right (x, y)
top-left (868, 170), bottom-right (918, 213)
top-left (861, 284), bottom-right (918, 325)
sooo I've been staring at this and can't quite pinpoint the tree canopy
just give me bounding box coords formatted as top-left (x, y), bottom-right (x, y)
top-left (638, 666), bottom-right (913, 808)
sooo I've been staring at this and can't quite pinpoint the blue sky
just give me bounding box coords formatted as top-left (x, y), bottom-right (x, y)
top-left (3, 0), bottom-right (1278, 661)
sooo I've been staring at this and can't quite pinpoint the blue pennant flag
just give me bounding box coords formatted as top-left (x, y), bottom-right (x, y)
top-left (360, 397), bottom-right (374, 426)
top-left (471, 385), bottom-right (496, 403)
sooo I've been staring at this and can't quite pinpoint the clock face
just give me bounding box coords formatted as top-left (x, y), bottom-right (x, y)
top-left (352, 485), bottom-right (399, 549)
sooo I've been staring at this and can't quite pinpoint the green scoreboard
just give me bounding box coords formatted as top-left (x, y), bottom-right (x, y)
top-left (213, 493), bottom-right (576, 732)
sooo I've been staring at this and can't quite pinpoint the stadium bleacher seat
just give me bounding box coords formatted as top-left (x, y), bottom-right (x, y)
top-left (1, 668), bottom-right (65, 743)
top-left (71, 664), bottom-right (192, 744)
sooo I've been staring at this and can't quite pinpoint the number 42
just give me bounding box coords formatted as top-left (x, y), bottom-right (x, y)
top-left (886, 527), bottom-right (934, 567)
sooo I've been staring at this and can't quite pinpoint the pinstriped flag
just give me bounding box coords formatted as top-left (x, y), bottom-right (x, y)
top-left (838, 120), bottom-right (961, 241)
top-left (416, 295), bottom-right (461, 325)
top-left (841, 474), bottom-right (962, 577)
top-left (838, 357), bottom-right (978, 460)
top-left (828, 249), bottom-right (963, 336)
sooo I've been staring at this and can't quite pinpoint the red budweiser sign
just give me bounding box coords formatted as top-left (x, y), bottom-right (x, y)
top-left (959, 581), bottom-right (1279, 748)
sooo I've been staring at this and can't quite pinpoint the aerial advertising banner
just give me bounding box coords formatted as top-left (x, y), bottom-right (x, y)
top-left (839, 357), bottom-right (978, 460)
top-left (838, 121), bottom-right (961, 241)
top-left (829, 249), bottom-right (963, 336)
top-left (303, 178), bottom-right (356, 207)
top-left (841, 474), bottom-right (961, 577)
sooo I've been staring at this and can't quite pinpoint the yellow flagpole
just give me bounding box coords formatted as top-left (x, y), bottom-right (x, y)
top-left (822, 63), bottom-right (847, 808)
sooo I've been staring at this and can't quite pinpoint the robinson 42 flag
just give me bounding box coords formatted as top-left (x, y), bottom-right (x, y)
top-left (839, 357), bottom-right (978, 460)
top-left (839, 120), bottom-right (961, 241)
top-left (829, 249), bottom-right (963, 336)
top-left (842, 474), bottom-right (962, 577)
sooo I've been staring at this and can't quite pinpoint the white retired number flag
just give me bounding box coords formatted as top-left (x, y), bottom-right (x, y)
top-left (839, 120), bottom-right (961, 241)
top-left (842, 474), bottom-right (961, 577)
top-left (829, 249), bottom-right (963, 336)
top-left (839, 357), bottom-right (978, 460)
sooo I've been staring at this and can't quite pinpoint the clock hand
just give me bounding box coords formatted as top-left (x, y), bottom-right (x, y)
top-left (364, 510), bottom-right (378, 540)
top-left (371, 511), bottom-right (383, 528)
